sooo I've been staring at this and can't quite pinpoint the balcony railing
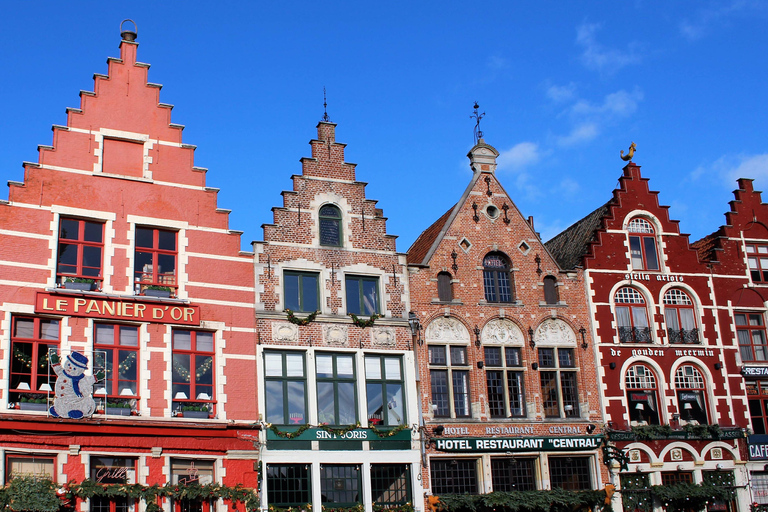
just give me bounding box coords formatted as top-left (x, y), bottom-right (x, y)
top-left (618, 326), bottom-right (652, 343)
top-left (667, 328), bottom-right (700, 344)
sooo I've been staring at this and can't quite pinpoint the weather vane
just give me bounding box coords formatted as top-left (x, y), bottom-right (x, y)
top-left (620, 142), bottom-right (636, 162)
top-left (471, 102), bottom-right (485, 145)
top-left (321, 87), bottom-right (330, 123)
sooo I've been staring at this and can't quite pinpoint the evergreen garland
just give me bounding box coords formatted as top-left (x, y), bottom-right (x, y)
top-left (322, 505), bottom-right (365, 512)
top-left (268, 422), bottom-right (313, 439)
top-left (372, 504), bottom-right (414, 512)
top-left (434, 488), bottom-right (609, 512)
top-left (286, 310), bottom-right (319, 326)
top-left (369, 423), bottom-right (409, 438)
top-left (348, 313), bottom-right (381, 329)
top-left (0, 475), bottom-right (61, 512)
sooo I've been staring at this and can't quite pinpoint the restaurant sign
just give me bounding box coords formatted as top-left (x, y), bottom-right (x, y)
top-left (35, 292), bottom-right (200, 325)
top-left (748, 435), bottom-right (768, 460)
top-left (434, 436), bottom-right (602, 453)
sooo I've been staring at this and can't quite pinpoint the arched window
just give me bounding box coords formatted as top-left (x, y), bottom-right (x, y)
top-left (483, 252), bottom-right (513, 303)
top-left (615, 287), bottom-right (651, 343)
top-left (675, 365), bottom-right (708, 424)
top-left (319, 204), bottom-right (342, 246)
top-left (437, 272), bottom-right (453, 302)
top-left (625, 364), bottom-right (660, 425)
top-left (543, 276), bottom-right (559, 305)
top-left (628, 218), bottom-right (660, 271)
top-left (663, 289), bottom-right (699, 344)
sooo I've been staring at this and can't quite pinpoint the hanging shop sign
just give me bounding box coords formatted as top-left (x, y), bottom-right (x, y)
top-left (742, 367), bottom-right (768, 377)
top-left (35, 292), bottom-right (200, 325)
top-left (433, 436), bottom-right (602, 453)
top-left (748, 435), bottom-right (768, 460)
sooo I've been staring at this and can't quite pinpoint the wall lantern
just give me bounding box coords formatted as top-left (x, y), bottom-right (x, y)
top-left (579, 327), bottom-right (588, 350)
top-left (474, 325), bottom-right (481, 347)
top-left (528, 327), bottom-right (535, 349)
top-left (408, 311), bottom-right (423, 347)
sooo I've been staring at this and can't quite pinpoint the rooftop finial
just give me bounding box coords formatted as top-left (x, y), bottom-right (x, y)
top-left (321, 87), bottom-right (331, 123)
top-left (620, 142), bottom-right (636, 162)
top-left (120, 19), bottom-right (138, 42)
top-left (471, 102), bottom-right (485, 145)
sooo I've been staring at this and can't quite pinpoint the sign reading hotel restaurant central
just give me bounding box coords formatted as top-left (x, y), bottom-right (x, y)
top-left (434, 436), bottom-right (602, 453)
top-left (35, 292), bottom-right (200, 325)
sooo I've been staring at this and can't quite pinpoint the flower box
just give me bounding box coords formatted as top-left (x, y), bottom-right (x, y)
top-left (143, 289), bottom-right (172, 298)
top-left (19, 402), bottom-right (48, 412)
top-left (106, 407), bottom-right (132, 416)
top-left (65, 281), bottom-right (94, 291)
top-left (181, 411), bottom-right (209, 419)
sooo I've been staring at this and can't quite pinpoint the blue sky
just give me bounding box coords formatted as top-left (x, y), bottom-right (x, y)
top-left (1, 2), bottom-right (767, 252)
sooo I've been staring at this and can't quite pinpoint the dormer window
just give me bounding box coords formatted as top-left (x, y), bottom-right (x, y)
top-left (628, 218), bottom-right (659, 271)
top-left (319, 204), bottom-right (342, 246)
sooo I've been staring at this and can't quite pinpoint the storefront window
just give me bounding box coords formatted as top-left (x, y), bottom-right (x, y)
top-left (703, 471), bottom-right (736, 512)
top-left (90, 456), bottom-right (136, 512)
top-left (371, 464), bottom-right (411, 506)
top-left (5, 455), bottom-right (55, 482)
top-left (674, 365), bottom-right (708, 424)
top-left (625, 365), bottom-right (660, 425)
top-left (320, 465), bottom-right (361, 507)
top-left (619, 474), bottom-right (651, 512)
top-left (430, 459), bottom-right (478, 495)
top-left (549, 457), bottom-right (592, 490)
top-left (264, 351), bottom-right (307, 425)
top-left (171, 459), bottom-right (214, 512)
top-left (267, 464), bottom-right (311, 507)
top-left (490, 457), bottom-right (535, 491)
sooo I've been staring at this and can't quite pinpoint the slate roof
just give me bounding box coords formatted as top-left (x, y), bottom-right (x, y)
top-left (544, 202), bottom-right (611, 270)
top-left (406, 205), bottom-right (455, 265)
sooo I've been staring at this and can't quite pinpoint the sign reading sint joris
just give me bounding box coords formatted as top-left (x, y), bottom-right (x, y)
top-left (434, 436), bottom-right (602, 453)
top-left (35, 292), bottom-right (200, 325)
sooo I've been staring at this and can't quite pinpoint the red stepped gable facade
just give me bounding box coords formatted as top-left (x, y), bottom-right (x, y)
top-left (407, 140), bottom-right (608, 496)
top-left (0, 29), bottom-right (259, 511)
top-left (692, 178), bottom-right (768, 505)
top-left (253, 121), bottom-right (422, 512)
top-left (546, 161), bottom-right (750, 512)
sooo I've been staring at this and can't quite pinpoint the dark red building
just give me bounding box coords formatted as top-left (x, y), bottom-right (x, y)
top-left (547, 159), bottom-right (750, 511)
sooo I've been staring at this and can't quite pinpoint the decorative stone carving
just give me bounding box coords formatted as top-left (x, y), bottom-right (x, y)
top-left (534, 318), bottom-right (576, 345)
top-left (272, 322), bottom-right (298, 343)
top-left (371, 327), bottom-right (396, 347)
top-left (481, 318), bottom-right (523, 345)
top-left (425, 317), bottom-right (469, 342)
top-left (323, 324), bottom-right (348, 346)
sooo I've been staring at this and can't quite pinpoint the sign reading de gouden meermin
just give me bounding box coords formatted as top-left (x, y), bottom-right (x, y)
top-left (35, 292), bottom-right (200, 326)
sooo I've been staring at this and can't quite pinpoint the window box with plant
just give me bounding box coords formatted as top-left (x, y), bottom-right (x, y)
top-left (63, 277), bottom-right (97, 291)
top-left (142, 285), bottom-right (174, 298)
top-left (17, 394), bottom-right (50, 411)
top-left (104, 399), bottom-right (134, 416)
top-left (178, 402), bottom-right (211, 419)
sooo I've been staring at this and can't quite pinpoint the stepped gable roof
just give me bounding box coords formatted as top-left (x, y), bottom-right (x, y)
top-left (406, 205), bottom-right (455, 265)
top-left (544, 202), bottom-right (611, 270)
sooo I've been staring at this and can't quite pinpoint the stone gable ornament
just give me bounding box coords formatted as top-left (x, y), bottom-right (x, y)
top-left (425, 317), bottom-right (469, 342)
top-left (535, 319), bottom-right (576, 345)
top-left (49, 351), bottom-right (104, 419)
top-left (481, 319), bottom-right (524, 345)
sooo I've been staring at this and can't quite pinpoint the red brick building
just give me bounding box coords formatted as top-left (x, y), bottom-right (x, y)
top-left (253, 120), bottom-right (422, 511)
top-left (407, 139), bottom-right (607, 496)
top-left (547, 160), bottom-right (750, 511)
top-left (0, 28), bottom-right (259, 511)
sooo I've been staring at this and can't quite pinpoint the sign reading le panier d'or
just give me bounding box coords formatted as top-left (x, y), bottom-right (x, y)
top-left (434, 436), bottom-right (602, 453)
top-left (35, 292), bottom-right (200, 326)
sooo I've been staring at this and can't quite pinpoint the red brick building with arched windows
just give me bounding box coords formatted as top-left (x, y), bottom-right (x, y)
top-left (547, 160), bottom-right (753, 512)
top-left (407, 139), bottom-right (608, 497)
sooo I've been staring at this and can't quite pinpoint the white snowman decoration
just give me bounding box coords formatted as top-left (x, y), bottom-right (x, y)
top-left (49, 351), bottom-right (103, 419)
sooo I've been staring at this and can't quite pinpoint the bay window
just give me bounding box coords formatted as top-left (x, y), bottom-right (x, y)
top-left (615, 287), bottom-right (651, 343)
top-left (172, 330), bottom-right (214, 416)
top-left (264, 351), bottom-right (307, 425)
top-left (316, 353), bottom-right (357, 425)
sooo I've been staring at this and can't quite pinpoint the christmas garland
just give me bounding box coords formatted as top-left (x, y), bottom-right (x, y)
top-left (434, 488), bottom-right (609, 512)
top-left (286, 309), bottom-right (319, 326)
top-left (372, 504), bottom-right (414, 512)
top-left (369, 423), bottom-right (409, 438)
top-left (51, 479), bottom-right (257, 512)
top-left (268, 505), bottom-right (312, 512)
top-left (348, 313), bottom-right (381, 329)
top-left (268, 422), bottom-right (408, 439)
top-left (322, 505), bottom-right (364, 512)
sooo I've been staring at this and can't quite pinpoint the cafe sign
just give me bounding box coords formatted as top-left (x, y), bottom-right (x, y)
top-left (434, 436), bottom-right (602, 453)
top-left (266, 427), bottom-right (411, 442)
top-left (35, 292), bottom-right (200, 325)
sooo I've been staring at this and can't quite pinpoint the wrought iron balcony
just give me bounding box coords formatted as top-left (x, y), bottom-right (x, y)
top-left (667, 328), bottom-right (700, 344)
top-left (618, 327), bottom-right (652, 343)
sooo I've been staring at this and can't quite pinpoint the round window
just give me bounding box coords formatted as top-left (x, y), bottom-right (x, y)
top-left (486, 205), bottom-right (500, 219)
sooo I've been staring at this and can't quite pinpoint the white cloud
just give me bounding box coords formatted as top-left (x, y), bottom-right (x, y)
top-left (571, 88), bottom-right (643, 117)
top-left (576, 22), bottom-right (640, 73)
top-left (725, 154), bottom-right (768, 183)
top-left (487, 55), bottom-right (509, 70)
top-left (559, 178), bottom-right (581, 196)
top-left (557, 122), bottom-right (599, 147)
top-left (546, 83), bottom-right (577, 103)
top-left (689, 153), bottom-right (768, 186)
top-left (497, 142), bottom-right (542, 171)
top-left (681, 0), bottom-right (763, 41)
